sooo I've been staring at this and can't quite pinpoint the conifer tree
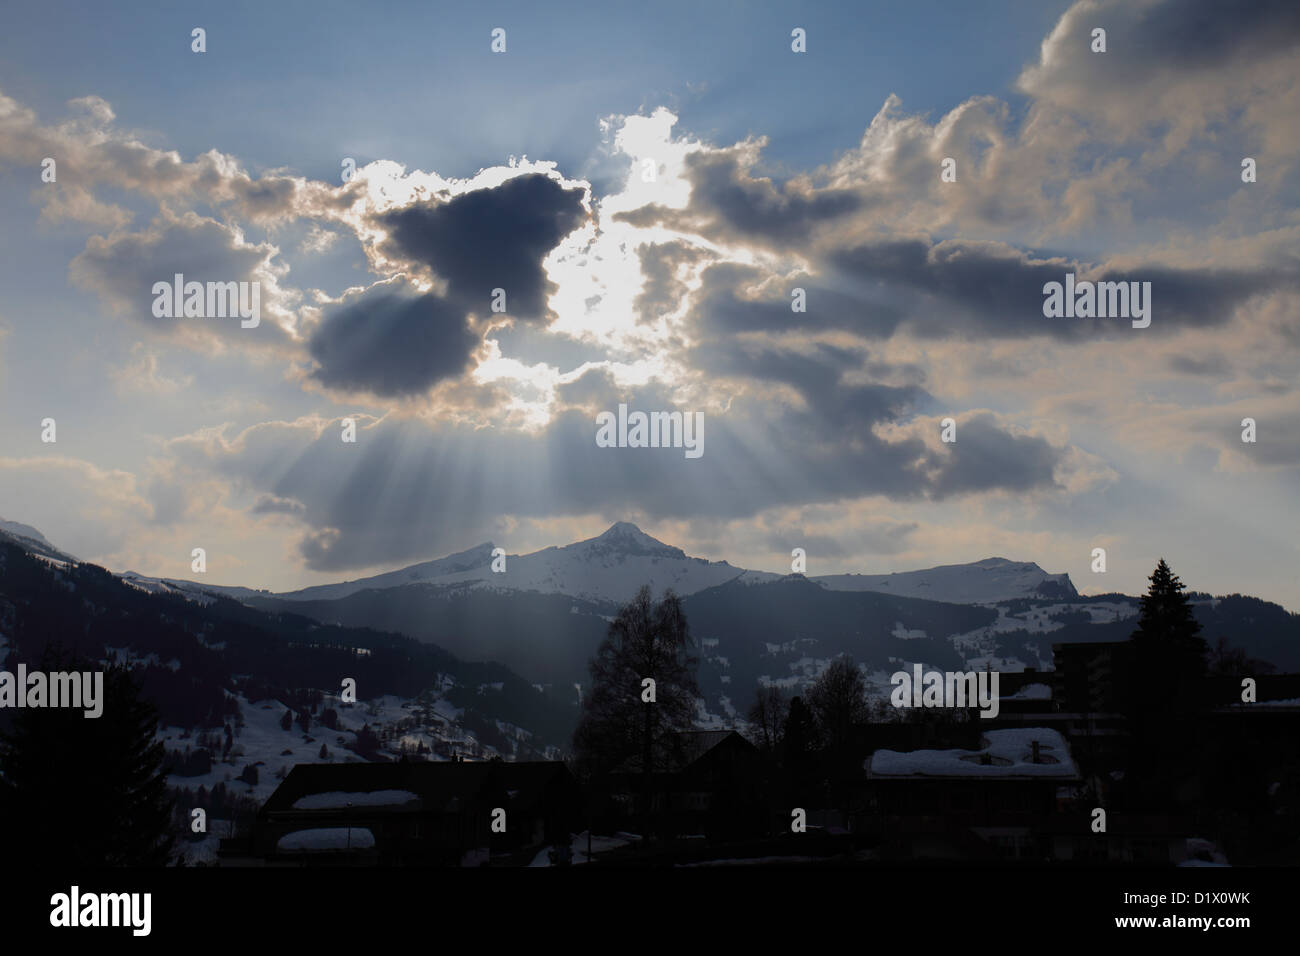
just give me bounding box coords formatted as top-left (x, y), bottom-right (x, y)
top-left (1129, 559), bottom-right (1209, 715)
top-left (1132, 559), bottom-right (1209, 676)
top-left (1124, 559), bottom-right (1210, 804)
top-left (0, 653), bottom-right (175, 866)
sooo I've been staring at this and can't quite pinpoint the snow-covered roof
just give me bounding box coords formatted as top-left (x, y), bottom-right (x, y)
top-left (277, 828), bottom-right (375, 851)
top-left (291, 789), bottom-right (420, 810)
top-left (1005, 682), bottom-right (1053, 701)
top-left (869, 728), bottom-right (1077, 779)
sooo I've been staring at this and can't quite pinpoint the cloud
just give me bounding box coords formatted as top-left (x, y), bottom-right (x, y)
top-left (251, 494), bottom-right (308, 517)
top-left (829, 237), bottom-right (1291, 340)
top-left (913, 412), bottom-right (1063, 497)
top-left (306, 277), bottom-right (481, 397)
top-left (2, 0), bottom-right (1296, 603)
top-left (155, 352), bottom-right (1100, 571)
top-left (619, 146), bottom-right (863, 244)
top-left (689, 261), bottom-right (905, 339)
top-left (1017, 0), bottom-right (1300, 151)
top-left (1167, 352), bottom-right (1232, 377)
top-left (373, 172), bottom-right (588, 319)
top-left (0, 456), bottom-right (151, 558)
top-left (0, 90), bottom-right (324, 227)
top-left (111, 343), bottom-right (194, 395)
top-left (68, 209), bottom-right (297, 348)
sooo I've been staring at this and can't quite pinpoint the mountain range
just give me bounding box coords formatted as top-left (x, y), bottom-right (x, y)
top-left (5, 517), bottom-right (1299, 713)
top-left (114, 520), bottom-right (1079, 609)
top-left (3, 511), bottom-right (1297, 861)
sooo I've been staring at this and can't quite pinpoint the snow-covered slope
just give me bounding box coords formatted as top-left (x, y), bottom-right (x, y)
top-left (118, 571), bottom-right (267, 604)
top-left (0, 517), bottom-right (78, 563)
top-left (0, 514), bottom-right (1076, 609)
top-left (813, 557), bottom-right (1077, 604)
top-left (275, 522), bottom-right (749, 607)
top-left (0, 518), bottom-right (52, 546)
top-left (266, 528), bottom-right (1075, 608)
top-left (274, 542), bottom-right (499, 603)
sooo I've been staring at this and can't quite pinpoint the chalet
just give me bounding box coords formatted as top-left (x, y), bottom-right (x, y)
top-left (860, 727), bottom-right (1082, 861)
top-left (605, 730), bottom-right (765, 839)
top-left (224, 758), bottom-right (579, 866)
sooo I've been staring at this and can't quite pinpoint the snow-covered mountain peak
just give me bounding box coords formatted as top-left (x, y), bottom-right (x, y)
top-left (580, 522), bottom-right (685, 559)
top-left (600, 520), bottom-right (650, 540)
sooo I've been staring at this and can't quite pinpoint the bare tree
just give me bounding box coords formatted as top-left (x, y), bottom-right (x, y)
top-left (807, 656), bottom-right (871, 755)
top-left (572, 585), bottom-right (700, 783)
top-left (746, 685), bottom-right (789, 752)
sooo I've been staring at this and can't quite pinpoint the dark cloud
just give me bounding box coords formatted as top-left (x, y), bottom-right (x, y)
top-left (691, 262), bottom-right (905, 338)
top-left (1132, 0), bottom-right (1300, 71)
top-left (308, 174), bottom-right (592, 397)
top-left (830, 238), bottom-right (1287, 340)
top-left (614, 152), bottom-right (863, 244)
top-left (634, 240), bottom-right (710, 325)
top-left (307, 280), bottom-right (479, 396)
top-left (693, 339), bottom-right (927, 443)
top-left (374, 173), bottom-right (587, 319)
top-left (612, 204), bottom-right (672, 229)
top-left (926, 413), bottom-right (1061, 496)
top-left (1167, 353), bottom-right (1232, 377)
top-left (683, 151), bottom-right (863, 242)
top-left (690, 341), bottom-right (1065, 501)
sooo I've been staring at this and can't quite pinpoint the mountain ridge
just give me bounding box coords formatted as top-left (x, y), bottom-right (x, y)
top-left (4, 518), bottom-right (1079, 607)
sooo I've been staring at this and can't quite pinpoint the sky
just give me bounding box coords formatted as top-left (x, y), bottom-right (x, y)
top-left (0, 0), bottom-right (1297, 609)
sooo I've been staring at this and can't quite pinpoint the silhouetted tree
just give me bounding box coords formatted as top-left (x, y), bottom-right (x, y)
top-left (1128, 559), bottom-right (1209, 720)
top-left (0, 653), bottom-right (175, 865)
top-left (1132, 560), bottom-right (1209, 678)
top-left (808, 656), bottom-right (871, 754)
top-left (1208, 635), bottom-right (1275, 678)
top-left (807, 656), bottom-right (874, 804)
top-left (280, 709), bottom-right (293, 732)
top-left (1124, 559), bottom-right (1211, 805)
top-left (746, 685), bottom-right (789, 752)
top-left (573, 586), bottom-right (700, 838)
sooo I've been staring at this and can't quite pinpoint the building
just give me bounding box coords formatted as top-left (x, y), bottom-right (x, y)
top-left (605, 730), bottom-right (765, 839)
top-left (860, 727), bottom-right (1082, 861)
top-left (223, 758), bottom-right (580, 866)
